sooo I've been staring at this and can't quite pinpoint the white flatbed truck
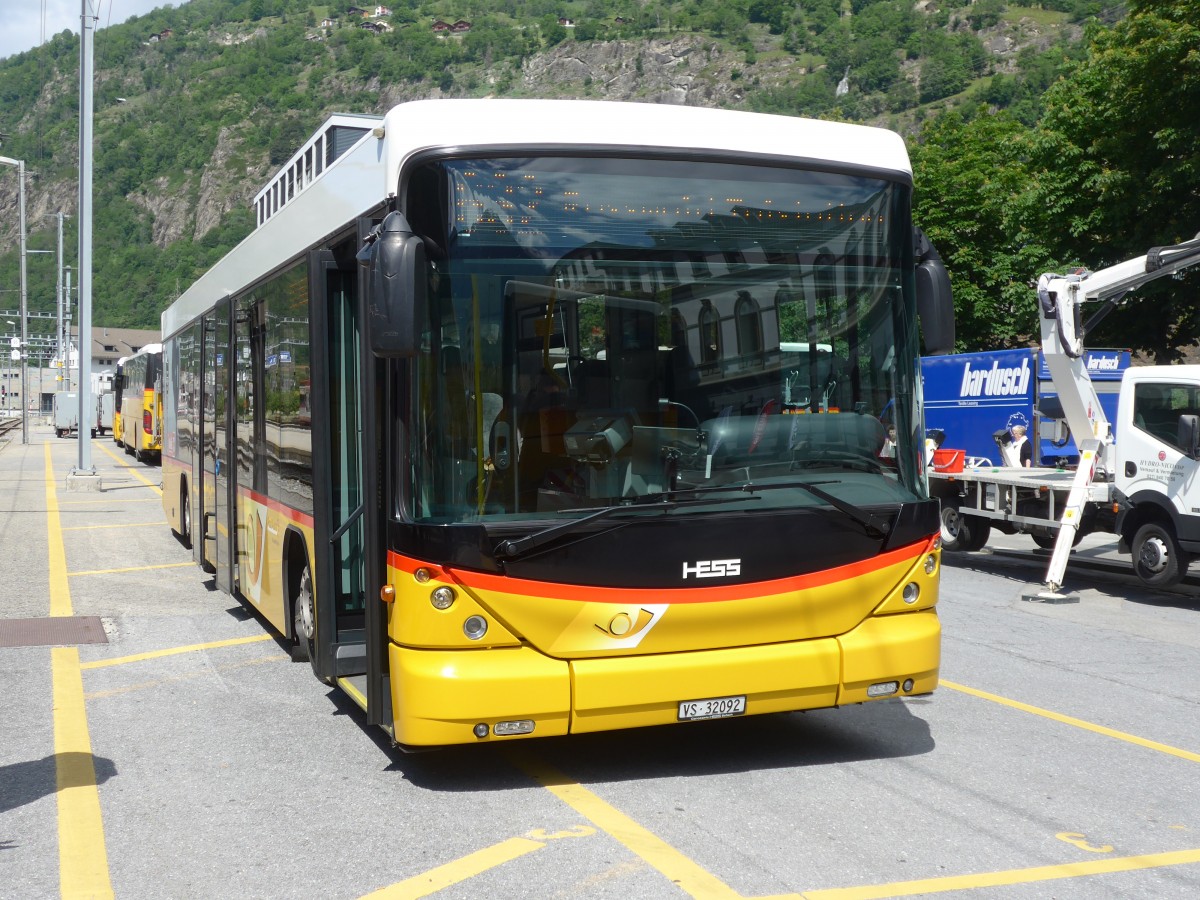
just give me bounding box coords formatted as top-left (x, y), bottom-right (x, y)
top-left (930, 233), bottom-right (1200, 598)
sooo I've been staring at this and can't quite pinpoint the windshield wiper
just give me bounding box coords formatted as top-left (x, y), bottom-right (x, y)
top-left (672, 479), bottom-right (891, 539)
top-left (790, 451), bottom-right (885, 473)
top-left (494, 495), bottom-right (756, 561)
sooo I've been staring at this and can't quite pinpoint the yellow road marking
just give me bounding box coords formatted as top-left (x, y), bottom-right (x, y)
top-left (45, 444), bottom-right (72, 618)
top-left (68, 561), bottom-right (194, 577)
top-left (60, 497), bottom-right (161, 505)
top-left (85, 654), bottom-right (288, 699)
top-left (81, 634), bottom-right (275, 670)
top-left (941, 680), bottom-right (1200, 763)
top-left (795, 846), bottom-right (1200, 899)
top-left (360, 837), bottom-right (546, 899)
top-left (46, 447), bottom-right (115, 897)
top-left (63, 521), bottom-right (168, 531)
top-left (511, 753), bottom-right (741, 899)
top-left (53, 646), bottom-right (115, 899)
top-left (93, 439), bottom-right (162, 494)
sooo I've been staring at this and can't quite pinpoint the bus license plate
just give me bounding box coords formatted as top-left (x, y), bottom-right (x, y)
top-left (678, 695), bottom-right (746, 721)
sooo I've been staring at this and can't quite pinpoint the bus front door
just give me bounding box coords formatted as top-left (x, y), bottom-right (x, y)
top-left (201, 300), bottom-right (235, 595)
top-left (309, 248), bottom-right (371, 697)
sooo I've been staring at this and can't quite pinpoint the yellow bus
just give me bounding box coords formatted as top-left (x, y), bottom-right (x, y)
top-left (112, 356), bottom-right (127, 446)
top-left (161, 100), bottom-right (953, 748)
top-left (116, 344), bottom-right (163, 462)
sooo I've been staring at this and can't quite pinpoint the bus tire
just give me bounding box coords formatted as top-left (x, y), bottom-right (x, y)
top-left (1132, 522), bottom-right (1189, 587)
top-left (179, 485), bottom-right (192, 550)
top-left (291, 557), bottom-right (330, 683)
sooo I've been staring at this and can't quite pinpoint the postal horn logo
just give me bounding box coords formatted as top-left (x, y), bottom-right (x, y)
top-left (595, 608), bottom-right (656, 639)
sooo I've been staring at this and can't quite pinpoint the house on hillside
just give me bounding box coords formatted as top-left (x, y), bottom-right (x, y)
top-left (558, 18), bottom-right (575, 27)
top-left (360, 20), bottom-right (391, 33)
top-left (147, 28), bottom-right (173, 43)
top-left (450, 20), bottom-right (472, 33)
top-left (432, 20), bottom-right (450, 33)
top-left (373, 5), bottom-right (392, 15)
top-left (321, 17), bottom-right (337, 27)
top-left (346, 6), bottom-right (368, 16)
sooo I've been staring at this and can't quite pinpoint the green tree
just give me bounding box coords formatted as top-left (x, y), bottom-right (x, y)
top-left (910, 108), bottom-right (1054, 350)
top-left (1026, 0), bottom-right (1200, 360)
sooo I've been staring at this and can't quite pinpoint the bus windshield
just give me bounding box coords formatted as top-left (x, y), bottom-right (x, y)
top-left (404, 155), bottom-right (923, 525)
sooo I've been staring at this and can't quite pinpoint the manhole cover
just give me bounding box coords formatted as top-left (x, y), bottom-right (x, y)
top-left (0, 617), bottom-right (109, 648)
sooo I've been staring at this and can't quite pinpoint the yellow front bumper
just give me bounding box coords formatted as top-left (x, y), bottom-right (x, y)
top-left (389, 608), bottom-right (940, 747)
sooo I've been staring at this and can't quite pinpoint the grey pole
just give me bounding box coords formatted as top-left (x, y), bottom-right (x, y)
top-left (0, 156), bottom-right (29, 444)
top-left (4, 319), bottom-right (12, 416)
top-left (76, 0), bottom-right (95, 475)
top-left (56, 212), bottom-right (65, 386)
top-left (64, 267), bottom-right (72, 390)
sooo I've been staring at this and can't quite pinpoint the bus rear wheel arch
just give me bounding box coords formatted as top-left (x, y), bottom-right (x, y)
top-left (173, 480), bottom-right (192, 550)
top-left (286, 533), bottom-right (331, 682)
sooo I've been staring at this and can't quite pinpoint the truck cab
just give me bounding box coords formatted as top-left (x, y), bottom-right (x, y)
top-left (1114, 367), bottom-right (1200, 585)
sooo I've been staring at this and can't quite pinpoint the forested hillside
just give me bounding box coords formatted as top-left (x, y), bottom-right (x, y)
top-left (0, 0), bottom-right (1197, 358)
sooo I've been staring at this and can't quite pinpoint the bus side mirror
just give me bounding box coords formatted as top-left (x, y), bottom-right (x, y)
top-left (914, 227), bottom-right (955, 355)
top-left (1178, 414), bottom-right (1200, 460)
top-left (360, 211), bottom-right (426, 358)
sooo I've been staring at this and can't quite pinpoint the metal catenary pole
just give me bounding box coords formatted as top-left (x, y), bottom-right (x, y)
top-left (76, 0), bottom-right (95, 473)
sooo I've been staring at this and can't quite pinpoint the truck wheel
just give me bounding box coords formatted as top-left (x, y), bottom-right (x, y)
top-left (961, 515), bottom-right (992, 551)
top-left (1030, 528), bottom-right (1082, 550)
top-left (1132, 523), bottom-right (1189, 587)
top-left (940, 504), bottom-right (971, 552)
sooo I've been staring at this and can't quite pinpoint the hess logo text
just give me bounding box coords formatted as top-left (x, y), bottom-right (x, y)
top-left (682, 559), bottom-right (741, 579)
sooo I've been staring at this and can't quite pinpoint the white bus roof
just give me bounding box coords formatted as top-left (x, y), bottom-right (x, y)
top-left (164, 100), bottom-right (911, 337)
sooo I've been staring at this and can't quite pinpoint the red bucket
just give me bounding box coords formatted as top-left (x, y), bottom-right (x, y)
top-left (931, 448), bottom-right (965, 473)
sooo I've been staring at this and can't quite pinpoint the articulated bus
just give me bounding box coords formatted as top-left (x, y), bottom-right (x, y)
top-left (116, 344), bottom-right (163, 462)
top-left (161, 100), bottom-right (954, 748)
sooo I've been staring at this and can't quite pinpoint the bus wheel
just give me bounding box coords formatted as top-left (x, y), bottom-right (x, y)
top-left (180, 487), bottom-right (192, 550)
top-left (292, 562), bottom-right (326, 681)
top-left (1132, 522), bottom-right (1189, 587)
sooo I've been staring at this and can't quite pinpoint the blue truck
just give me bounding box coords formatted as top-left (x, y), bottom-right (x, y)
top-left (921, 348), bottom-right (1130, 468)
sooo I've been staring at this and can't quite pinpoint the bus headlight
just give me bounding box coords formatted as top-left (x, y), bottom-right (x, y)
top-left (431, 586), bottom-right (455, 610)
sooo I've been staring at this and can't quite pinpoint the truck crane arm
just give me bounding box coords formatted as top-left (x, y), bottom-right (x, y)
top-left (1030, 232), bottom-right (1200, 598)
top-left (1038, 233), bottom-right (1200, 359)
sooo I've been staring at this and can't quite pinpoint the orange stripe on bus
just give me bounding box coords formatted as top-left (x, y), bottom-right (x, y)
top-left (387, 536), bottom-right (934, 605)
top-left (239, 486), bottom-right (315, 529)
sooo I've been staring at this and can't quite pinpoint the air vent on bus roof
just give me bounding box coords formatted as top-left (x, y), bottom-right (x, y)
top-left (252, 113), bottom-right (384, 229)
